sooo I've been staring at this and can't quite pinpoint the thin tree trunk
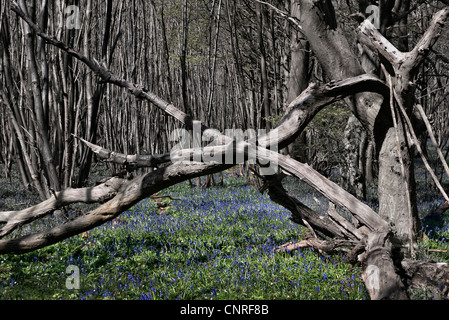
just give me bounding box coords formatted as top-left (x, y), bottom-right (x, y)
top-left (256, 3), bottom-right (270, 130)
top-left (19, 0), bottom-right (60, 194)
top-left (180, 0), bottom-right (191, 117)
top-left (77, 0), bottom-right (110, 186)
top-left (206, 0), bottom-right (222, 124)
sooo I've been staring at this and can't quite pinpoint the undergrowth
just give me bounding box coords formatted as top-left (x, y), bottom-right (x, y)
top-left (0, 170), bottom-right (448, 300)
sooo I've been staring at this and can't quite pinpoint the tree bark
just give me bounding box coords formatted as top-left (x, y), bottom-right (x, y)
top-left (341, 115), bottom-right (367, 200)
top-left (361, 231), bottom-right (409, 300)
top-left (286, 0), bottom-right (309, 162)
top-left (180, 0), bottom-right (191, 118)
top-left (77, 0), bottom-right (109, 187)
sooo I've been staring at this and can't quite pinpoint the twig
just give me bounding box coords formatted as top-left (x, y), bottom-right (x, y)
top-left (255, 0), bottom-right (302, 30)
top-left (150, 195), bottom-right (181, 201)
top-left (391, 84), bottom-right (449, 203)
top-left (275, 238), bottom-right (360, 254)
top-left (428, 249), bottom-right (448, 253)
top-left (415, 103), bottom-right (449, 181)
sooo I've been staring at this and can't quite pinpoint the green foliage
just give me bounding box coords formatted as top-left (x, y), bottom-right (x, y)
top-left (308, 101), bottom-right (351, 131)
top-left (264, 114), bottom-right (284, 127)
top-left (302, 102), bottom-right (352, 175)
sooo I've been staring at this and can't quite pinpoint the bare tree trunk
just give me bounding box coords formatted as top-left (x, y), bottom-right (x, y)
top-left (19, 0), bottom-right (60, 194)
top-left (256, 2), bottom-right (270, 130)
top-left (355, 10), bottom-right (449, 248)
top-left (3, 98), bottom-right (47, 199)
top-left (341, 115), bottom-right (366, 200)
top-left (378, 124), bottom-right (419, 248)
top-left (286, 0), bottom-right (309, 162)
top-left (206, 0), bottom-right (222, 124)
top-left (296, 0), bottom-right (421, 251)
top-left (180, 0), bottom-right (191, 118)
top-left (365, 139), bottom-right (375, 186)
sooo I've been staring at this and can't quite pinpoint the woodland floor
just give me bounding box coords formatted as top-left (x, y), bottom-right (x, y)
top-left (0, 163), bottom-right (448, 300)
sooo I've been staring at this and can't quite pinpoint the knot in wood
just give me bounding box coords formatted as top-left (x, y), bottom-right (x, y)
top-left (131, 85), bottom-right (145, 97)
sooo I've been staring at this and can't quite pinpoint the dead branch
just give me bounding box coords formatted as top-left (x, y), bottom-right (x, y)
top-left (73, 135), bottom-right (172, 169)
top-left (0, 177), bottom-right (127, 238)
top-left (275, 238), bottom-right (361, 254)
top-left (255, 0), bottom-right (302, 30)
top-left (428, 249), bottom-right (448, 253)
top-left (0, 161), bottom-right (230, 253)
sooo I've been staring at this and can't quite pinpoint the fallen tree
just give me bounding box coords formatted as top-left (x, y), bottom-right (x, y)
top-left (1, 1), bottom-right (449, 300)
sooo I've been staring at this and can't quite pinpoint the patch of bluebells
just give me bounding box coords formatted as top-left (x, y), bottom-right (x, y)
top-left (72, 177), bottom-right (366, 299)
top-left (0, 173), bottom-right (369, 300)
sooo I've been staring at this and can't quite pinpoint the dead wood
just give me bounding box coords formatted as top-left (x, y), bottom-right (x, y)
top-left (73, 135), bottom-right (172, 169)
top-left (401, 258), bottom-right (449, 299)
top-left (275, 238), bottom-right (361, 255)
top-left (360, 231), bottom-right (409, 300)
